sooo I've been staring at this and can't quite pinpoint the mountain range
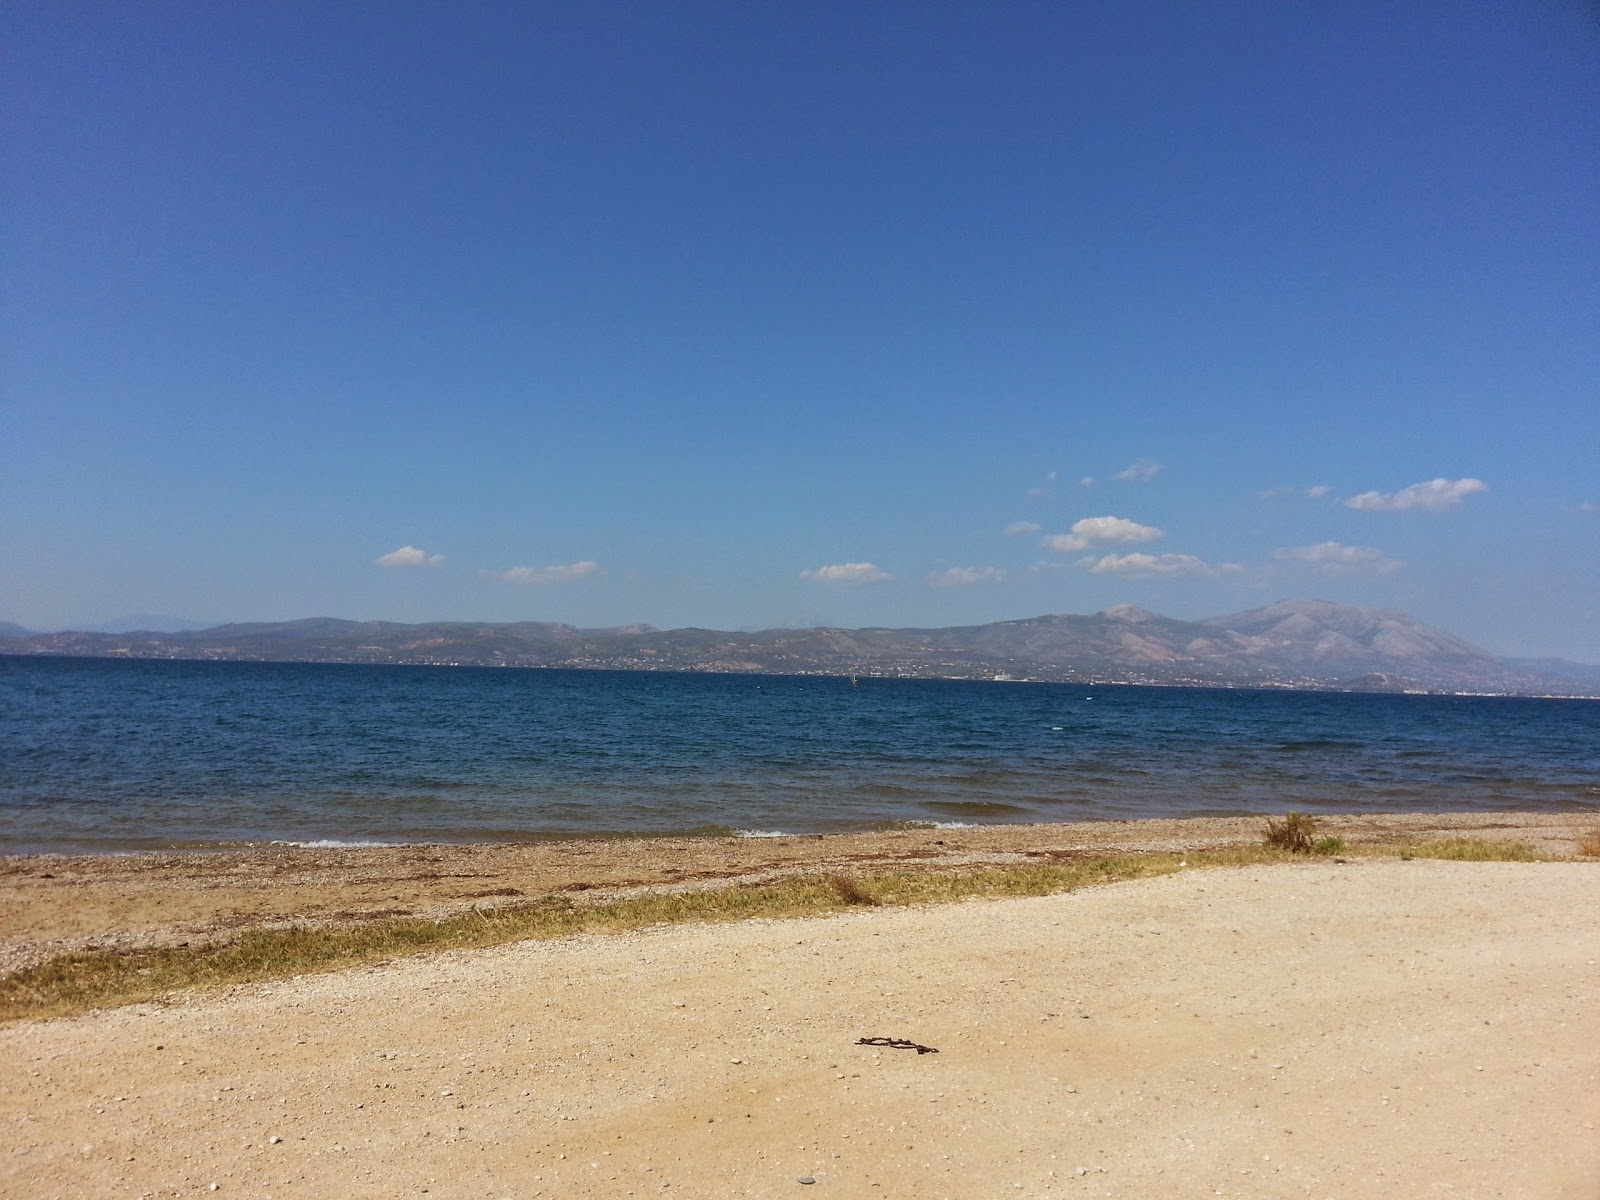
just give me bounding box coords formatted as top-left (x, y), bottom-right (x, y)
top-left (4, 599), bottom-right (1596, 696)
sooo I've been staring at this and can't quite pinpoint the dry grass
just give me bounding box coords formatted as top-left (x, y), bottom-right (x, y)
top-left (1577, 832), bottom-right (1600, 859)
top-left (825, 874), bottom-right (881, 906)
top-left (1264, 811), bottom-right (1320, 853)
top-left (0, 847), bottom-right (1272, 1023)
top-left (0, 837), bottom-right (1570, 1024)
top-left (1385, 836), bottom-right (1546, 862)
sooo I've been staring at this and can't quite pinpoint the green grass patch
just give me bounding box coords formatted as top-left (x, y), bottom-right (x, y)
top-left (1382, 836), bottom-right (1547, 862)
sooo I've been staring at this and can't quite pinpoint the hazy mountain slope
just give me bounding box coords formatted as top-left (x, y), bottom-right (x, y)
top-left (2, 601), bottom-right (1592, 695)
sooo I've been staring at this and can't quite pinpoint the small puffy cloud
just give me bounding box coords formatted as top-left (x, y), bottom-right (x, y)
top-left (483, 561), bottom-right (602, 585)
top-left (927, 566), bottom-right (1006, 588)
top-left (1305, 485), bottom-right (1331, 499)
top-left (1042, 515), bottom-right (1164, 553)
top-left (1044, 471), bottom-right (1058, 482)
top-left (1079, 475), bottom-right (1096, 488)
top-left (1275, 542), bottom-right (1403, 576)
top-left (1081, 552), bottom-right (1233, 579)
top-left (1115, 459), bottom-right (1163, 483)
top-left (1003, 520), bottom-right (1042, 538)
top-left (376, 545), bottom-right (444, 569)
top-left (1343, 477), bottom-right (1488, 512)
top-left (801, 562), bottom-right (893, 585)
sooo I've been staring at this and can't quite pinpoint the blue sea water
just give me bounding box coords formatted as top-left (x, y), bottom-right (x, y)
top-left (1, 655), bottom-right (1596, 854)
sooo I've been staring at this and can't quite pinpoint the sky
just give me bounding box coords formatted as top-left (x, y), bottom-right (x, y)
top-left (4, 2), bottom-right (1598, 660)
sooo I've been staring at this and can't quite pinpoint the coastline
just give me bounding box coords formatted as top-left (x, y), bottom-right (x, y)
top-left (2, 830), bottom-right (1596, 1197)
top-left (3, 810), bottom-right (1595, 978)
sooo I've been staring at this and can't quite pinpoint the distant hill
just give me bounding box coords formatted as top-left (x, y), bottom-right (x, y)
top-left (0, 600), bottom-right (1593, 696)
top-left (80, 614), bottom-right (220, 634)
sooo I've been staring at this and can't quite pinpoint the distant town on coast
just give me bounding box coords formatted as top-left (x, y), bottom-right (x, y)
top-left (4, 599), bottom-right (1597, 698)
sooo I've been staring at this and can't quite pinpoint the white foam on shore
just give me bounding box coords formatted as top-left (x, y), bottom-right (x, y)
top-left (272, 839), bottom-right (404, 849)
top-left (733, 829), bottom-right (789, 838)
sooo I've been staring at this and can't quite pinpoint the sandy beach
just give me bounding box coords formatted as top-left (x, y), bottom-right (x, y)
top-left (3, 813), bottom-right (1598, 1198)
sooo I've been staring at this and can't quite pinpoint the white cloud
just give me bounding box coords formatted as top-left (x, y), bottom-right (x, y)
top-left (1081, 552), bottom-right (1233, 579)
top-left (1274, 542), bottom-right (1404, 576)
top-left (1044, 471), bottom-right (1058, 482)
top-left (1003, 520), bottom-right (1042, 538)
top-left (1079, 475), bottom-right (1096, 488)
top-left (1262, 484), bottom-right (1332, 502)
top-left (376, 545), bottom-right (444, 569)
top-left (1042, 515), bottom-right (1164, 553)
top-left (1115, 459), bottom-right (1163, 483)
top-left (801, 562), bottom-right (893, 585)
top-left (1343, 477), bottom-right (1488, 512)
top-left (927, 566), bottom-right (1006, 588)
top-left (483, 561), bottom-right (602, 585)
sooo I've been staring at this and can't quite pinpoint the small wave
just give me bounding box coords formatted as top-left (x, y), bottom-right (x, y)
top-left (734, 828), bottom-right (789, 838)
top-left (1275, 739), bottom-right (1364, 752)
top-left (271, 838), bottom-right (404, 849)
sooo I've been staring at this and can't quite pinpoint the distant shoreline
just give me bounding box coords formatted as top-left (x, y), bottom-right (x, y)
top-left (6, 597), bottom-right (1598, 695)
top-left (7, 649), bottom-right (1600, 699)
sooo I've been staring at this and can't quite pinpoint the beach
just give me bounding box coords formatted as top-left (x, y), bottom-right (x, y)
top-left (3, 813), bottom-right (1598, 1198)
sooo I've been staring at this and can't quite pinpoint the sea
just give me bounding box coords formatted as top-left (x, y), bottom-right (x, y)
top-left (2, 655), bottom-right (1596, 855)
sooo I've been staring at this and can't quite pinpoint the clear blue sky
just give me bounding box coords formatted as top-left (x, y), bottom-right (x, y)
top-left (5, 2), bottom-right (1597, 659)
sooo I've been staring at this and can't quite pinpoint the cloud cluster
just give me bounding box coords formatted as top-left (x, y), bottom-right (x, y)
top-left (1042, 515), bottom-right (1164, 553)
top-left (1344, 477), bottom-right (1487, 512)
top-left (375, 545), bottom-right (444, 569)
top-left (927, 566), bottom-right (1006, 588)
top-left (1080, 552), bottom-right (1235, 579)
top-left (801, 562), bottom-right (893, 585)
top-left (1275, 542), bottom-right (1403, 576)
top-left (483, 561), bottom-right (602, 586)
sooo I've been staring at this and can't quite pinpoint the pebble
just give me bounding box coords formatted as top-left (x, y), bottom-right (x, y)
top-left (798, 1176), bottom-right (815, 1185)
top-left (268, 1136), bottom-right (282, 1145)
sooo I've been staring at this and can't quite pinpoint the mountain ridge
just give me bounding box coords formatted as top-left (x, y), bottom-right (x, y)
top-left (2, 600), bottom-right (1595, 697)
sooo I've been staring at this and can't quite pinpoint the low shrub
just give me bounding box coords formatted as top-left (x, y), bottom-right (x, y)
top-left (1263, 811), bottom-right (1319, 854)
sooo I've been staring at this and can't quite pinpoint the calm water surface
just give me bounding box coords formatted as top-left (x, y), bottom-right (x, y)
top-left (2, 655), bottom-right (1596, 853)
